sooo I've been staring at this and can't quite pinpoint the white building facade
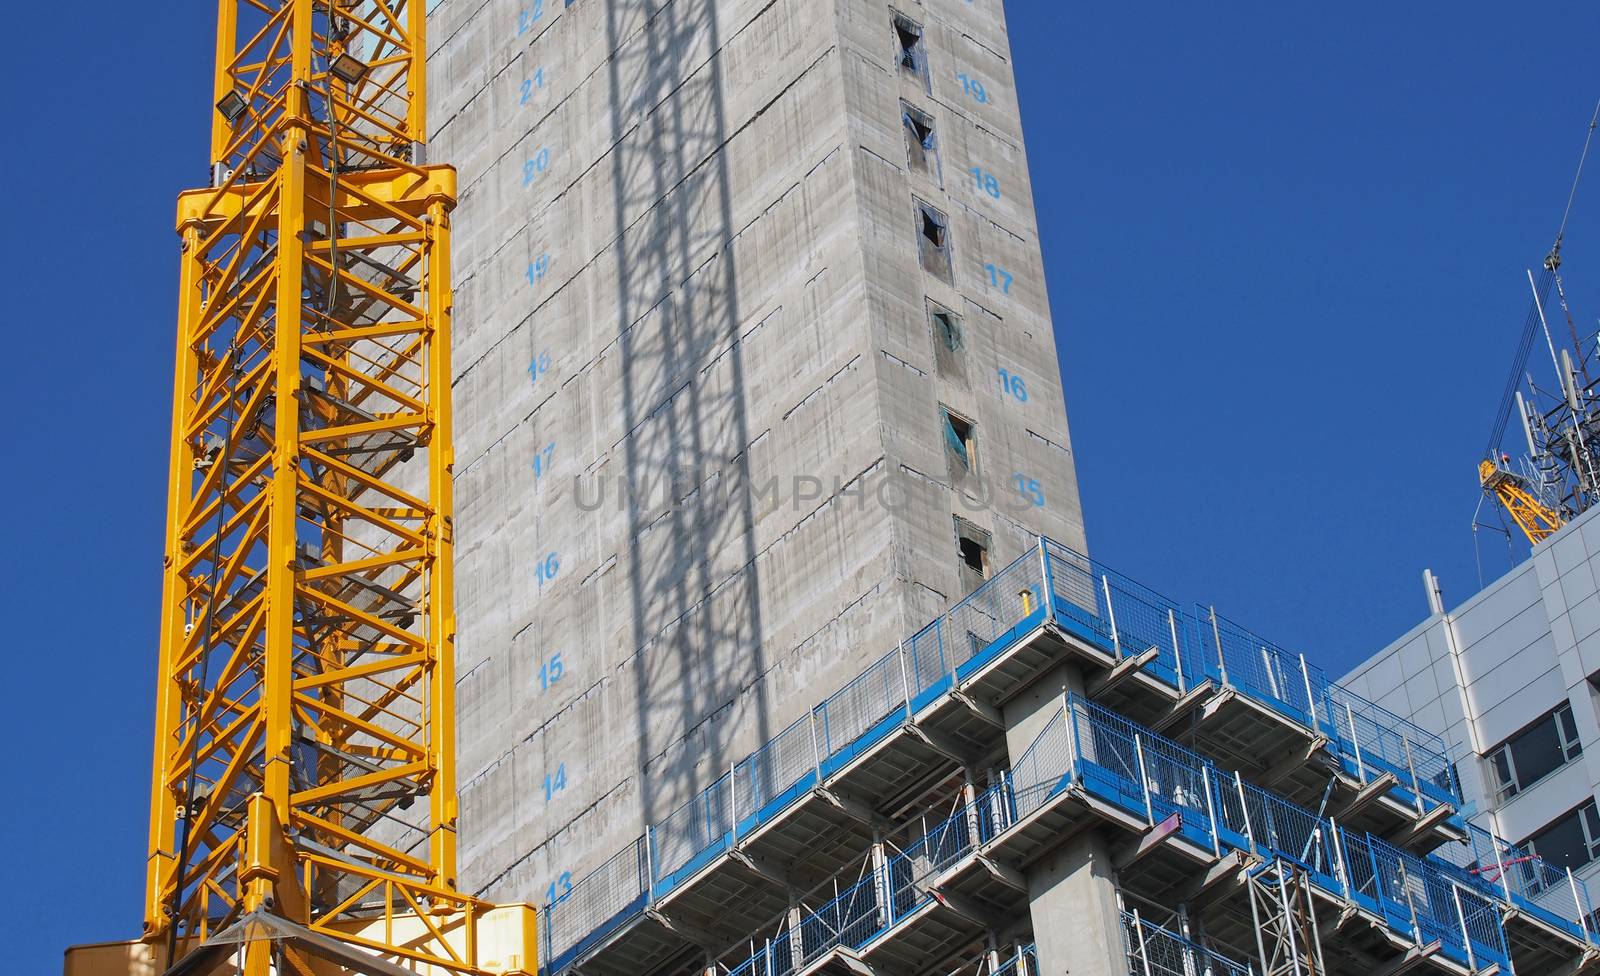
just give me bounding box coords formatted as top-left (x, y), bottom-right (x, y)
top-left (1343, 505), bottom-right (1600, 932)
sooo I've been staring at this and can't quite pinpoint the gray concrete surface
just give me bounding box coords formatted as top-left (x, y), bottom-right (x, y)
top-left (425, 0), bottom-right (1090, 961)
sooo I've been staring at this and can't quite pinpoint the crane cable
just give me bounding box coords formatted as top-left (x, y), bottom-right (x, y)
top-left (1484, 98), bottom-right (1600, 462)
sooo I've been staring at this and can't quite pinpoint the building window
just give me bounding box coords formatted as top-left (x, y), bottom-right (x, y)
top-left (941, 405), bottom-right (977, 479)
top-left (1525, 799), bottom-right (1600, 872)
top-left (1488, 702), bottom-right (1581, 801)
top-left (929, 301), bottom-right (965, 383)
top-left (915, 199), bottom-right (953, 282)
top-left (893, 14), bottom-right (928, 86)
top-left (955, 517), bottom-right (991, 593)
top-left (903, 102), bottom-right (939, 180)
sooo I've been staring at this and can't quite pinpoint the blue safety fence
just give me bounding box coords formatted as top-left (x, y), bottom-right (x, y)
top-left (717, 691), bottom-right (1520, 976)
top-left (1041, 540), bottom-right (1460, 811)
top-left (1431, 819), bottom-right (1596, 942)
top-left (651, 546), bottom-right (1052, 896)
top-left (1054, 695), bottom-right (1513, 972)
top-left (720, 786), bottom-right (1011, 976)
top-left (540, 537), bottom-right (1548, 974)
top-left (1121, 911), bottom-right (1250, 976)
top-left (542, 838), bottom-right (649, 974)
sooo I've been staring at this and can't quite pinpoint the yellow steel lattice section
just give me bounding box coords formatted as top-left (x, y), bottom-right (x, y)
top-left (142, 2), bottom-right (494, 971)
top-left (1480, 459), bottom-right (1565, 545)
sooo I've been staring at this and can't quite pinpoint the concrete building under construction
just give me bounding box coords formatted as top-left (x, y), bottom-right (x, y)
top-left (421, 1), bottom-right (1600, 975)
top-left (85, 1), bottom-right (1600, 975)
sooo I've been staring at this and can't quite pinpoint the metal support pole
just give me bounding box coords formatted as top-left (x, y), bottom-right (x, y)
top-left (810, 711), bottom-right (824, 786)
top-left (1570, 867), bottom-right (1590, 941)
top-left (1210, 606), bottom-right (1229, 685)
top-left (730, 761), bottom-right (739, 842)
top-left (1299, 653), bottom-right (1319, 727)
top-left (948, 612), bottom-right (960, 689)
top-left (872, 834), bottom-right (889, 927)
top-left (1492, 834), bottom-right (1512, 905)
top-left (1063, 690), bottom-right (1079, 775)
top-left (1170, 609), bottom-right (1187, 693)
top-left (1403, 879), bottom-right (1423, 945)
top-left (1235, 771), bottom-right (1257, 854)
top-left (1401, 731), bottom-right (1426, 815)
top-left (898, 641), bottom-right (913, 722)
top-left (1345, 701), bottom-right (1366, 784)
top-left (1037, 536), bottom-right (1053, 619)
top-left (1202, 765), bottom-right (1221, 856)
top-left (1329, 818), bottom-right (1351, 899)
top-left (1133, 909), bottom-right (1154, 976)
top-left (646, 827), bottom-right (658, 892)
top-left (1276, 869), bottom-right (1306, 975)
top-left (1134, 734), bottom-right (1155, 824)
top-left (1103, 574), bottom-right (1122, 658)
top-left (1262, 646), bottom-right (1283, 701)
top-left (1452, 884), bottom-right (1478, 971)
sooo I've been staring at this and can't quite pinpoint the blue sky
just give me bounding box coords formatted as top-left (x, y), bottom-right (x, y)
top-left (3, 1), bottom-right (1599, 969)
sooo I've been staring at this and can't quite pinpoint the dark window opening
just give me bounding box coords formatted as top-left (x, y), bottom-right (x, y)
top-left (894, 15), bottom-right (927, 81)
top-left (955, 518), bottom-right (991, 593)
top-left (941, 406), bottom-right (976, 477)
top-left (1489, 701), bottom-right (1582, 800)
top-left (1526, 799), bottom-right (1600, 872)
top-left (915, 199), bottom-right (953, 282)
top-left (929, 301), bottom-right (966, 384)
top-left (903, 103), bottom-right (938, 179)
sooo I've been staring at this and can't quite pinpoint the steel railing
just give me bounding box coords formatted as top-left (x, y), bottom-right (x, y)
top-left (540, 536), bottom-right (1559, 974)
top-left (1121, 911), bottom-right (1250, 976)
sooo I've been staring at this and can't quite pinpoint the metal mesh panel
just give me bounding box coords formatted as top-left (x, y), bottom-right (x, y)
top-left (1323, 682), bottom-right (1456, 803)
top-left (1136, 722), bottom-right (1213, 824)
top-left (1121, 912), bottom-right (1250, 976)
top-left (1044, 540), bottom-right (1105, 636)
top-left (816, 647), bottom-right (905, 757)
top-left (798, 875), bottom-right (883, 967)
top-left (1341, 830), bottom-right (1506, 966)
top-left (903, 620), bottom-right (948, 700)
top-left (946, 551), bottom-right (1045, 671)
top-left (1240, 781), bottom-right (1336, 876)
top-left (1096, 565), bottom-right (1194, 687)
top-left (1010, 706), bottom-right (1074, 818)
top-left (651, 772), bottom-right (732, 880)
top-left (543, 838), bottom-right (648, 968)
top-left (1205, 611), bottom-right (1315, 723)
top-left (1433, 821), bottom-right (1593, 938)
top-left (734, 713), bottom-right (817, 821)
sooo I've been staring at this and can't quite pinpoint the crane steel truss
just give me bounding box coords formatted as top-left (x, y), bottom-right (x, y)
top-left (140, 3), bottom-right (510, 973)
top-left (1248, 861), bottom-right (1327, 976)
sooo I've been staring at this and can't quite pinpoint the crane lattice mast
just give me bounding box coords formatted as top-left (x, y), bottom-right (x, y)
top-left (125, 3), bottom-right (530, 973)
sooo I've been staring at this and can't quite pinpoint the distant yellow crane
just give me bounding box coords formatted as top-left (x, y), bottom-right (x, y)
top-left (1480, 458), bottom-right (1564, 545)
top-left (65, 3), bottom-right (533, 974)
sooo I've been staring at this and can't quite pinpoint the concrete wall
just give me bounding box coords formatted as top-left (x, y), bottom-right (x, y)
top-left (1343, 503), bottom-right (1600, 885)
top-left (426, 0), bottom-right (1086, 910)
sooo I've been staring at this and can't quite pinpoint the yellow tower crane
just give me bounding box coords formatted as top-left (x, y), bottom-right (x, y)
top-left (1479, 458), bottom-right (1565, 545)
top-left (65, 3), bottom-right (534, 974)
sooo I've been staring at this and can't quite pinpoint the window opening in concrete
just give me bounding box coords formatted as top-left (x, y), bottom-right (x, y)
top-left (941, 406), bottom-right (976, 476)
top-left (1526, 798), bottom-right (1600, 871)
top-left (915, 199), bottom-right (953, 282)
top-left (929, 301), bottom-right (966, 384)
top-left (894, 14), bottom-right (927, 82)
top-left (903, 102), bottom-right (939, 179)
top-left (1488, 701), bottom-right (1582, 801)
top-left (955, 517), bottom-right (991, 593)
